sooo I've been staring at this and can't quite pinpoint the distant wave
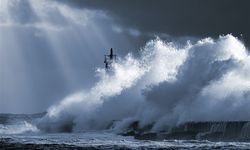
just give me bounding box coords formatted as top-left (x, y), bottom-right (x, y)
top-left (0, 113), bottom-right (45, 134)
top-left (0, 121), bottom-right (39, 134)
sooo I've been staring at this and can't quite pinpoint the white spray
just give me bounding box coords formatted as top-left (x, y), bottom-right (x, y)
top-left (41, 34), bottom-right (250, 133)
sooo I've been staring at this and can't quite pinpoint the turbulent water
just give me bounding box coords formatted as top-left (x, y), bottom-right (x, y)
top-left (3, 131), bottom-right (250, 150)
top-left (1, 0), bottom-right (250, 149)
top-left (1, 114), bottom-right (250, 150)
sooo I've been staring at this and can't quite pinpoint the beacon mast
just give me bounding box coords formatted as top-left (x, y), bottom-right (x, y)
top-left (104, 48), bottom-right (116, 70)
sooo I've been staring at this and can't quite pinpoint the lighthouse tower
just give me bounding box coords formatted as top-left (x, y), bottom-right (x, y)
top-left (104, 48), bottom-right (116, 70)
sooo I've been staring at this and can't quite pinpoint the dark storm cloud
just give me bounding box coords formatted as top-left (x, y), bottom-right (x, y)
top-left (62, 0), bottom-right (250, 46)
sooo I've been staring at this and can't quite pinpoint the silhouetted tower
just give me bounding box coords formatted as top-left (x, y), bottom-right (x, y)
top-left (104, 48), bottom-right (116, 70)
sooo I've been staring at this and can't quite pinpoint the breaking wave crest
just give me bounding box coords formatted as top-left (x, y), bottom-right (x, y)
top-left (38, 34), bottom-right (250, 133)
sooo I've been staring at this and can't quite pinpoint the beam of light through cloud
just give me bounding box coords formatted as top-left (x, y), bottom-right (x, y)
top-left (0, 0), bottom-right (133, 113)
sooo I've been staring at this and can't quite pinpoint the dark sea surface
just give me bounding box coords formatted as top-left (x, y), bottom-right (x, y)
top-left (2, 132), bottom-right (250, 150)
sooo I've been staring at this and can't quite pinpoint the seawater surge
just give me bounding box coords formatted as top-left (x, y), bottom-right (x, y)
top-left (40, 34), bottom-right (250, 136)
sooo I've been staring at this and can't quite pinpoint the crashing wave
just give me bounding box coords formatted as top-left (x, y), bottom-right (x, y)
top-left (39, 34), bottom-right (250, 134)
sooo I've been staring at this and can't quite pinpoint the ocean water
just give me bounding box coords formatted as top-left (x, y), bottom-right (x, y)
top-left (2, 132), bottom-right (250, 149)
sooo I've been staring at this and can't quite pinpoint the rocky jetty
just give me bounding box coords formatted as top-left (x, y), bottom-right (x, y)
top-left (121, 121), bottom-right (250, 141)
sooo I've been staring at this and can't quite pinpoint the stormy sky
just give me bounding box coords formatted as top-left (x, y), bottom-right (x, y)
top-left (62, 0), bottom-right (250, 47)
top-left (0, 0), bottom-right (249, 114)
